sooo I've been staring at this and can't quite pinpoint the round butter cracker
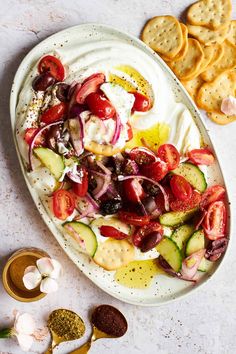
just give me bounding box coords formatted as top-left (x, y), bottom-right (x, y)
top-left (141, 16), bottom-right (183, 59)
top-left (201, 40), bottom-right (236, 82)
top-left (227, 20), bottom-right (236, 45)
top-left (93, 239), bottom-right (135, 271)
top-left (197, 70), bottom-right (236, 113)
top-left (207, 111), bottom-right (236, 125)
top-left (85, 141), bottom-right (122, 156)
top-left (187, 0), bottom-right (232, 30)
top-left (169, 38), bottom-right (204, 80)
top-left (182, 76), bottom-right (205, 103)
top-left (187, 23), bottom-right (229, 46)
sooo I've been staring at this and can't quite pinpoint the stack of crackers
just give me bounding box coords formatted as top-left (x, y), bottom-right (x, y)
top-left (141, 0), bottom-right (236, 125)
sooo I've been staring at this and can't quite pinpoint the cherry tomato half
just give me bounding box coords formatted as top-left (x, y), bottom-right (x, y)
top-left (76, 73), bottom-right (105, 104)
top-left (52, 190), bottom-right (75, 220)
top-left (99, 226), bottom-right (128, 240)
top-left (126, 122), bottom-right (133, 141)
top-left (170, 190), bottom-right (201, 211)
top-left (188, 148), bottom-right (215, 166)
top-left (40, 102), bottom-right (67, 124)
top-left (38, 55), bottom-right (65, 81)
top-left (129, 147), bottom-right (156, 165)
top-left (141, 160), bottom-right (168, 181)
top-left (72, 166), bottom-right (88, 197)
top-left (157, 144), bottom-right (180, 170)
top-left (24, 128), bottom-right (45, 146)
top-left (123, 178), bottom-right (145, 203)
top-left (86, 92), bottom-right (115, 120)
top-left (200, 185), bottom-right (225, 210)
top-left (132, 92), bottom-right (150, 112)
top-left (118, 211), bottom-right (150, 226)
top-left (170, 175), bottom-right (193, 201)
top-left (132, 222), bottom-right (163, 247)
top-left (203, 201), bottom-right (226, 240)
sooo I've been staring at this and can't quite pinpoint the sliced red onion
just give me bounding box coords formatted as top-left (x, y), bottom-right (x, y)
top-left (195, 209), bottom-right (207, 230)
top-left (68, 115), bottom-right (84, 156)
top-left (158, 256), bottom-right (197, 283)
top-left (64, 224), bottom-right (86, 249)
top-left (74, 195), bottom-right (97, 220)
top-left (118, 174), bottom-right (170, 211)
top-left (86, 192), bottom-right (99, 210)
top-left (28, 120), bottom-right (64, 171)
top-left (96, 160), bottom-right (112, 175)
top-left (93, 175), bottom-right (111, 199)
top-left (111, 114), bottom-right (122, 145)
top-left (68, 83), bottom-right (82, 116)
top-left (67, 170), bottom-right (82, 184)
top-left (181, 249), bottom-right (206, 280)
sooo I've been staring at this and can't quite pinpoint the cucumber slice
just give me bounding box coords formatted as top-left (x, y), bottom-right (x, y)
top-left (185, 229), bottom-right (206, 272)
top-left (34, 147), bottom-right (64, 180)
top-left (171, 224), bottom-right (195, 251)
top-left (159, 208), bottom-right (197, 227)
top-left (63, 222), bottom-right (98, 257)
top-left (186, 229), bottom-right (205, 255)
top-left (173, 162), bottom-right (207, 192)
top-left (156, 237), bottom-right (182, 272)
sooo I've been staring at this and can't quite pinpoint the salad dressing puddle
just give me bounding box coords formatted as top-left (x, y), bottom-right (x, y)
top-left (115, 259), bottom-right (165, 289)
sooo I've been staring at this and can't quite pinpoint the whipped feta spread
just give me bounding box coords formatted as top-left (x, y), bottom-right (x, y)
top-left (15, 39), bottom-right (203, 263)
top-left (16, 40), bottom-right (201, 165)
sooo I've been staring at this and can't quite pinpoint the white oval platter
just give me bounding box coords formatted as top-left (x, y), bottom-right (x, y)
top-left (10, 24), bottom-right (231, 306)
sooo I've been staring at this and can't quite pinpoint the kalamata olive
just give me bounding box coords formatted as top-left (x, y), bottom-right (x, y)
top-left (56, 83), bottom-right (70, 102)
top-left (46, 124), bottom-right (62, 151)
top-left (140, 231), bottom-right (162, 252)
top-left (32, 72), bottom-right (56, 91)
top-left (100, 198), bottom-right (123, 215)
top-left (205, 237), bottom-right (228, 261)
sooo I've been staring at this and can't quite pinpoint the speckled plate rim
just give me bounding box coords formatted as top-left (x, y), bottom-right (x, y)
top-left (9, 23), bottom-right (232, 306)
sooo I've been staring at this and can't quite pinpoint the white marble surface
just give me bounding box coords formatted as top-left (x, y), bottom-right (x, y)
top-left (0, 1), bottom-right (236, 353)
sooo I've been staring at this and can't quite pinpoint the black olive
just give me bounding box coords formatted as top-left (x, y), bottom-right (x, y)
top-left (46, 125), bottom-right (62, 151)
top-left (32, 72), bottom-right (56, 91)
top-left (100, 199), bottom-right (123, 215)
top-left (56, 83), bottom-right (70, 102)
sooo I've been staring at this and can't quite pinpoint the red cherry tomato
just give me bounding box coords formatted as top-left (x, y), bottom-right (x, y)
top-left (170, 175), bottom-right (193, 201)
top-left (38, 55), bottom-right (65, 81)
top-left (99, 226), bottom-right (128, 240)
top-left (123, 178), bottom-right (145, 203)
top-left (141, 160), bottom-right (168, 181)
top-left (132, 92), bottom-right (150, 112)
top-left (132, 222), bottom-right (163, 247)
top-left (86, 92), bottom-right (115, 119)
top-left (24, 128), bottom-right (45, 146)
top-left (200, 185), bottom-right (225, 209)
top-left (72, 166), bottom-right (88, 197)
top-left (40, 102), bottom-right (67, 124)
top-left (155, 186), bottom-right (175, 213)
top-left (129, 147), bottom-right (156, 165)
top-left (203, 201), bottom-right (226, 240)
top-left (188, 148), bottom-right (215, 166)
top-left (76, 73), bottom-right (105, 104)
top-left (170, 190), bottom-right (201, 211)
top-left (118, 211), bottom-right (150, 226)
top-left (52, 190), bottom-right (75, 220)
top-left (126, 122), bottom-right (133, 141)
top-left (157, 144), bottom-right (180, 170)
